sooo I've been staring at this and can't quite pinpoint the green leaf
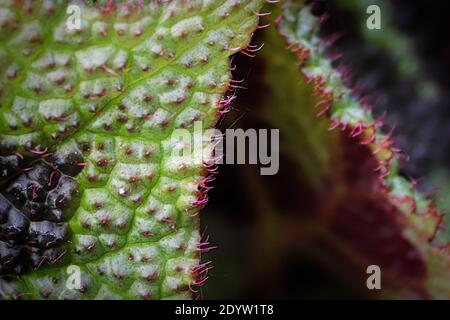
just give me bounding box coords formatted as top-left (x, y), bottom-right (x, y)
top-left (273, 0), bottom-right (450, 298)
top-left (0, 0), bottom-right (264, 299)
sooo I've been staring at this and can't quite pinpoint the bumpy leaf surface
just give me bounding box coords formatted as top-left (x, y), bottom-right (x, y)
top-left (0, 0), bottom-right (263, 299)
